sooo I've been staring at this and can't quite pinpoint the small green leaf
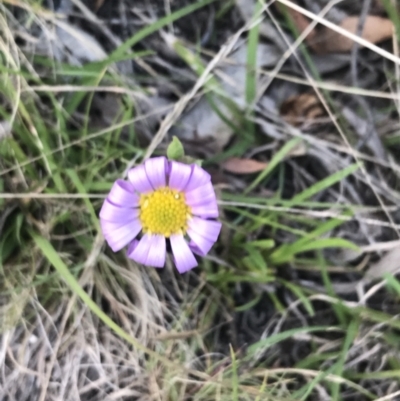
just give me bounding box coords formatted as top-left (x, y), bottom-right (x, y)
top-left (247, 239), bottom-right (275, 250)
top-left (167, 136), bottom-right (185, 160)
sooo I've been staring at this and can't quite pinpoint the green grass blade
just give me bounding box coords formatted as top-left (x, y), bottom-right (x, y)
top-left (280, 280), bottom-right (315, 316)
top-left (245, 137), bottom-right (302, 194)
top-left (291, 164), bottom-right (359, 204)
top-left (384, 273), bottom-right (400, 296)
top-left (297, 238), bottom-right (358, 253)
top-left (66, 169), bottom-right (100, 231)
top-left (229, 344), bottom-right (239, 401)
top-left (244, 0), bottom-right (263, 141)
top-left (247, 325), bottom-right (330, 356)
top-left (245, 0), bottom-right (263, 105)
top-left (330, 319), bottom-right (359, 400)
top-left (318, 251), bottom-right (346, 325)
top-left (109, 0), bottom-right (216, 61)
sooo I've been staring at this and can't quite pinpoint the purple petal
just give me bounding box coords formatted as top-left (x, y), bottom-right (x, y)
top-left (107, 179), bottom-right (139, 207)
top-left (145, 235), bottom-right (166, 267)
top-left (187, 218), bottom-right (221, 257)
top-left (128, 234), bottom-right (166, 268)
top-left (190, 201), bottom-right (219, 218)
top-left (101, 219), bottom-right (142, 252)
top-left (169, 161), bottom-right (192, 191)
top-left (100, 199), bottom-right (139, 222)
top-left (187, 216), bottom-right (222, 256)
top-left (128, 239), bottom-right (139, 254)
top-left (189, 243), bottom-right (214, 257)
top-left (188, 217), bottom-right (222, 241)
top-left (170, 234), bottom-right (197, 273)
top-left (187, 230), bottom-right (215, 256)
top-left (185, 182), bottom-right (216, 207)
top-left (145, 156), bottom-right (167, 189)
top-left (128, 164), bottom-right (153, 194)
top-left (127, 233), bottom-right (152, 264)
top-left (185, 164), bottom-right (211, 192)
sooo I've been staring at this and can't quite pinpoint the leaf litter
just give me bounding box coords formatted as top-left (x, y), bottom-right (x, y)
top-left (1, 0), bottom-right (400, 399)
top-left (283, 2), bottom-right (394, 54)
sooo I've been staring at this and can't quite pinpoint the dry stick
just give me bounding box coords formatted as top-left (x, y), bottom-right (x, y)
top-left (374, 390), bottom-right (400, 401)
top-left (0, 105), bottom-right (173, 177)
top-left (142, 32), bottom-right (243, 159)
top-left (2, 3), bottom-right (51, 82)
top-left (260, 70), bottom-right (400, 100)
top-left (0, 193), bottom-right (106, 199)
top-left (347, 0), bottom-right (389, 250)
top-left (69, 0), bottom-right (122, 47)
top-left (3, 192), bottom-right (400, 228)
top-left (142, 0), bottom-right (275, 160)
top-left (361, 239), bottom-right (400, 252)
top-left (276, 0), bottom-right (399, 65)
top-left (349, 0), bottom-right (386, 161)
top-left (29, 68), bottom-right (400, 100)
top-left (3, 191), bottom-right (400, 218)
top-left (220, 202), bottom-right (400, 230)
top-left (254, 0), bottom-right (343, 105)
top-left (177, 43), bottom-right (400, 100)
top-left (266, 6), bottom-right (400, 239)
top-left (299, 129), bottom-right (400, 173)
top-left (38, 294), bottom-right (78, 401)
top-left (37, 237), bottom-right (103, 401)
top-left (0, 12), bottom-right (36, 191)
top-left (26, 85), bottom-right (142, 96)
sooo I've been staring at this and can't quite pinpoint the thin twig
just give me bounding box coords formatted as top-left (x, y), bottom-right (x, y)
top-left (276, 0), bottom-right (399, 65)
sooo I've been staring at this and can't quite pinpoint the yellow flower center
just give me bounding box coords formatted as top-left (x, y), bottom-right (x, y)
top-left (139, 187), bottom-right (191, 237)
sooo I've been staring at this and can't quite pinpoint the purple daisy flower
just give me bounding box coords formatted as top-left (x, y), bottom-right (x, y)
top-left (99, 156), bottom-right (221, 273)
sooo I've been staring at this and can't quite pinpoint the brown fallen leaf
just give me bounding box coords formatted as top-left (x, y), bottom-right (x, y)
top-left (321, 16), bottom-right (394, 53)
top-left (222, 157), bottom-right (268, 174)
top-left (280, 93), bottom-right (325, 126)
top-left (283, 3), bottom-right (394, 54)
